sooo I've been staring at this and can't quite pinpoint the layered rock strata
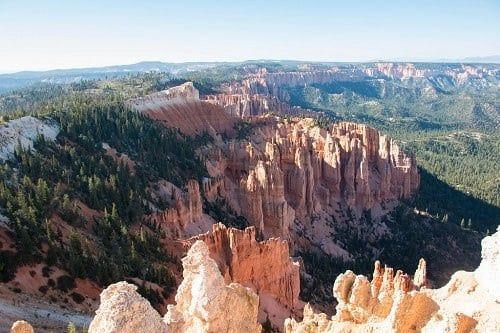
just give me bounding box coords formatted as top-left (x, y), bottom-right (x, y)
top-left (205, 117), bottom-right (419, 238)
top-left (204, 64), bottom-right (497, 118)
top-left (128, 82), bottom-right (237, 137)
top-left (192, 223), bottom-right (301, 309)
top-left (204, 93), bottom-right (312, 118)
top-left (284, 227), bottom-right (500, 333)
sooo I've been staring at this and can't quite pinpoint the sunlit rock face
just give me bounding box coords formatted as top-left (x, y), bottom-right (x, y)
top-left (284, 228), bottom-right (500, 333)
top-left (204, 117), bottom-right (419, 239)
top-left (88, 240), bottom-right (262, 333)
top-left (128, 82), bottom-right (237, 137)
top-left (10, 320), bottom-right (34, 333)
top-left (192, 223), bottom-right (301, 309)
top-left (88, 282), bottom-right (166, 333)
top-left (164, 240), bottom-right (262, 333)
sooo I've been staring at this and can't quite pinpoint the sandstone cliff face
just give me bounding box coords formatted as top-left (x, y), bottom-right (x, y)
top-left (204, 117), bottom-right (419, 239)
top-left (129, 82), bottom-right (419, 243)
top-left (204, 93), bottom-right (311, 118)
top-left (128, 82), bottom-right (237, 137)
top-left (363, 63), bottom-right (426, 78)
top-left (193, 223), bottom-right (301, 309)
top-left (164, 240), bottom-right (262, 333)
top-left (284, 227), bottom-right (500, 333)
top-left (88, 241), bottom-right (262, 333)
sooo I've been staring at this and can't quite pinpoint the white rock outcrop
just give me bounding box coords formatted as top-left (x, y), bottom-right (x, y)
top-left (164, 240), bottom-right (262, 333)
top-left (285, 227), bottom-right (500, 333)
top-left (475, 226), bottom-right (500, 301)
top-left (88, 240), bottom-right (261, 333)
top-left (88, 282), bottom-right (165, 333)
top-left (0, 116), bottom-right (59, 161)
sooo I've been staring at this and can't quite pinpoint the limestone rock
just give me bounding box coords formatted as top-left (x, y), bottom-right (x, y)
top-left (475, 226), bottom-right (500, 301)
top-left (193, 223), bottom-right (301, 309)
top-left (285, 229), bottom-right (500, 333)
top-left (10, 321), bottom-right (34, 333)
top-left (128, 82), bottom-right (237, 137)
top-left (88, 281), bottom-right (165, 333)
top-left (214, 117), bottom-right (418, 238)
top-left (413, 258), bottom-right (428, 289)
top-left (164, 240), bottom-right (262, 333)
top-left (88, 241), bottom-right (262, 333)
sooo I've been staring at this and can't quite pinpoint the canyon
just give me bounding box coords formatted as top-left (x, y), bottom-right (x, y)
top-left (1, 69), bottom-right (495, 332)
top-left (133, 82), bottom-right (419, 241)
top-left (202, 62), bottom-right (499, 120)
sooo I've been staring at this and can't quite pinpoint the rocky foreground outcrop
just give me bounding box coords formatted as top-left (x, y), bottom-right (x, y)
top-left (88, 240), bottom-right (261, 333)
top-left (164, 240), bottom-right (261, 333)
top-left (284, 227), bottom-right (500, 333)
top-left (190, 223), bottom-right (301, 330)
top-left (88, 282), bottom-right (165, 333)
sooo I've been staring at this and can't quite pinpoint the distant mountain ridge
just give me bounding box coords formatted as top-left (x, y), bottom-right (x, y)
top-left (0, 61), bottom-right (233, 94)
top-left (1, 58), bottom-right (499, 94)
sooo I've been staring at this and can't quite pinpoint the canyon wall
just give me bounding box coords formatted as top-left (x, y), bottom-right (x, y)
top-left (148, 179), bottom-right (215, 238)
top-left (129, 84), bottom-right (419, 242)
top-left (146, 179), bottom-right (216, 239)
top-left (192, 223), bottom-right (301, 309)
top-left (204, 93), bottom-right (312, 118)
top-left (203, 64), bottom-right (497, 118)
top-left (204, 117), bottom-right (419, 239)
top-left (128, 82), bottom-right (237, 137)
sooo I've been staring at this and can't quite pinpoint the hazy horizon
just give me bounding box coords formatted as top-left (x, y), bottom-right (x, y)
top-left (1, 0), bottom-right (499, 73)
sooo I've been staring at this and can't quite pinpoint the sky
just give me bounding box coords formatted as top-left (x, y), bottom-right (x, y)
top-left (0, 0), bottom-right (499, 73)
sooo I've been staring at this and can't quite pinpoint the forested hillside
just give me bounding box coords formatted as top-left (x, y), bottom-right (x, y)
top-left (0, 87), bottom-right (208, 307)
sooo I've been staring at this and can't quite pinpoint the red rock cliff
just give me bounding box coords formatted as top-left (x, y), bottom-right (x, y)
top-left (192, 223), bottom-right (301, 310)
top-left (128, 82), bottom-right (237, 137)
top-left (205, 117), bottom-right (419, 238)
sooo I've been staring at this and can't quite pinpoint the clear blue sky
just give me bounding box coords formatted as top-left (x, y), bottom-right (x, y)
top-left (0, 0), bottom-right (498, 72)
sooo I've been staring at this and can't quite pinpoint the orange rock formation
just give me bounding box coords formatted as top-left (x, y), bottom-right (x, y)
top-left (128, 82), bottom-right (237, 137)
top-left (192, 223), bottom-right (301, 309)
top-left (148, 180), bottom-right (214, 238)
top-left (204, 117), bottom-right (419, 238)
top-left (285, 228), bottom-right (500, 332)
